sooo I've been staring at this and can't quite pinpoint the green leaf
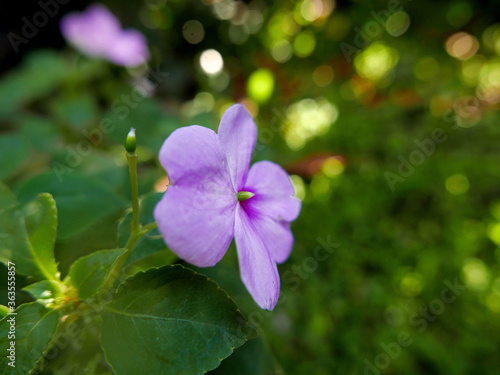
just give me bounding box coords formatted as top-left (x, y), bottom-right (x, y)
top-left (0, 134), bottom-right (31, 181)
top-left (0, 207), bottom-right (29, 271)
top-left (0, 302), bottom-right (63, 375)
top-left (22, 280), bottom-right (65, 301)
top-left (0, 51), bottom-right (68, 119)
top-left (0, 305), bottom-right (9, 318)
top-left (209, 336), bottom-right (282, 375)
top-left (49, 94), bottom-right (98, 129)
top-left (100, 265), bottom-right (255, 375)
top-left (18, 115), bottom-right (62, 153)
top-left (64, 151), bottom-right (129, 194)
top-left (124, 249), bottom-right (177, 277)
top-left (17, 172), bottom-right (127, 239)
top-left (0, 52), bottom-right (104, 120)
top-left (0, 182), bottom-right (17, 210)
top-left (0, 193), bottom-right (59, 281)
top-left (118, 193), bottom-right (170, 265)
top-left (23, 193), bottom-right (60, 277)
top-left (69, 249), bottom-right (127, 300)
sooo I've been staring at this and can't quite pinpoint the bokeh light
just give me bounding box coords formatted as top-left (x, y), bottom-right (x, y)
top-left (293, 30), bottom-right (316, 58)
top-left (477, 58), bottom-right (500, 103)
top-left (182, 20), bottom-right (205, 44)
top-left (283, 98), bottom-right (338, 149)
top-left (181, 91), bottom-right (215, 118)
top-left (354, 42), bottom-right (399, 81)
top-left (445, 174), bottom-right (470, 195)
top-left (300, 0), bottom-right (323, 22)
top-left (199, 49), bottom-right (224, 75)
top-left (445, 32), bottom-right (479, 60)
top-left (486, 293), bottom-right (500, 313)
top-left (482, 23), bottom-right (500, 54)
top-left (400, 273), bottom-right (423, 297)
top-left (321, 156), bottom-right (344, 177)
top-left (228, 24), bottom-right (249, 45)
top-left (247, 69), bottom-right (275, 103)
top-left (313, 65), bottom-right (334, 87)
top-left (208, 70), bottom-right (230, 91)
top-left (271, 40), bottom-right (293, 63)
top-left (460, 55), bottom-right (485, 86)
top-left (462, 258), bottom-right (489, 291)
top-left (268, 10), bottom-right (300, 44)
top-left (385, 11), bottom-right (411, 37)
top-left (490, 202), bottom-right (500, 221)
top-left (244, 10), bottom-right (264, 34)
top-left (487, 222), bottom-right (500, 246)
top-left (446, 1), bottom-right (473, 28)
top-left (295, 0), bottom-right (335, 25)
top-left (212, 0), bottom-right (237, 20)
top-left (290, 174), bottom-right (306, 200)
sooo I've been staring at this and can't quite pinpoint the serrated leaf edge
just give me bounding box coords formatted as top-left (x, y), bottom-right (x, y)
top-left (99, 264), bottom-right (255, 375)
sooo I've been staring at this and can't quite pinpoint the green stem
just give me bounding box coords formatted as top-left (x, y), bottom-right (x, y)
top-left (127, 152), bottom-right (140, 236)
top-left (100, 237), bottom-right (136, 292)
top-left (100, 222), bottom-right (157, 292)
top-left (99, 149), bottom-right (157, 293)
top-left (140, 221), bottom-right (158, 234)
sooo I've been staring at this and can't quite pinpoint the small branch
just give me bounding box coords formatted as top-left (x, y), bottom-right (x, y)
top-left (100, 221), bottom-right (158, 293)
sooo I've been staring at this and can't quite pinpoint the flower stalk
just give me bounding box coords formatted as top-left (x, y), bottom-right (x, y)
top-left (126, 128), bottom-right (140, 236)
top-left (100, 129), bottom-right (157, 293)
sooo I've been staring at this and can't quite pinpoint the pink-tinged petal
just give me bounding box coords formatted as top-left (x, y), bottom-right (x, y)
top-left (60, 5), bottom-right (121, 58)
top-left (218, 104), bottom-right (257, 191)
top-left (234, 204), bottom-right (280, 310)
top-left (108, 29), bottom-right (150, 67)
top-left (154, 125), bottom-right (237, 267)
top-left (245, 210), bottom-right (294, 264)
top-left (154, 185), bottom-right (236, 267)
top-left (244, 161), bottom-right (301, 222)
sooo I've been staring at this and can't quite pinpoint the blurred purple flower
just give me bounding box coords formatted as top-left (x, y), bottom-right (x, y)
top-left (154, 104), bottom-right (301, 310)
top-left (60, 4), bottom-right (149, 67)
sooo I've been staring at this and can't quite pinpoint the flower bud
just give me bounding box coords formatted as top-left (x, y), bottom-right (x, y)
top-left (125, 128), bottom-right (136, 153)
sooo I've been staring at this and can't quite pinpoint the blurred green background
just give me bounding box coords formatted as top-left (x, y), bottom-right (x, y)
top-left (1, 0), bottom-right (500, 374)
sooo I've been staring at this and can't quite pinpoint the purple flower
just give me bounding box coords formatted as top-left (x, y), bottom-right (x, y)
top-left (60, 4), bottom-right (149, 67)
top-left (154, 104), bottom-right (301, 310)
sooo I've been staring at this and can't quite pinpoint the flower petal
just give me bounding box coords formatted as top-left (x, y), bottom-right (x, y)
top-left (244, 161), bottom-right (301, 222)
top-left (234, 204), bottom-right (280, 310)
top-left (158, 125), bottom-right (232, 190)
top-left (108, 30), bottom-right (150, 67)
top-left (154, 125), bottom-right (236, 267)
top-left (60, 5), bottom-right (121, 58)
top-left (245, 211), bottom-right (294, 264)
top-left (218, 104), bottom-right (257, 191)
top-left (154, 185), bottom-right (236, 267)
